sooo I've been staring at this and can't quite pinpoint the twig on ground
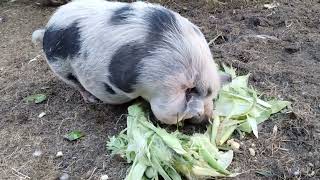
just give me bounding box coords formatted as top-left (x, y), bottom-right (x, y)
top-left (208, 32), bottom-right (223, 46)
top-left (28, 55), bottom-right (41, 63)
top-left (11, 168), bottom-right (30, 179)
top-left (88, 167), bottom-right (98, 180)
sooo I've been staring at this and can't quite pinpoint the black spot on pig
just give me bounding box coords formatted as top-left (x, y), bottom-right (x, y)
top-left (109, 8), bottom-right (184, 93)
top-left (66, 73), bottom-right (79, 84)
top-left (109, 43), bottom-right (154, 93)
top-left (43, 22), bottom-right (81, 61)
top-left (110, 5), bottom-right (133, 25)
top-left (145, 8), bottom-right (179, 41)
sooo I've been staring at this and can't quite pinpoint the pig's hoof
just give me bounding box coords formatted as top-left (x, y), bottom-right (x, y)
top-left (80, 91), bottom-right (100, 103)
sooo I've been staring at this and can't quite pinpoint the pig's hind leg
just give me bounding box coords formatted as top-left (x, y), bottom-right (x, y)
top-left (63, 72), bottom-right (100, 103)
top-left (42, 23), bottom-right (100, 103)
top-left (48, 60), bottom-right (100, 103)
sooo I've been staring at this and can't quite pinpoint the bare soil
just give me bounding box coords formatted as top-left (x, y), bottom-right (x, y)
top-left (0, 0), bottom-right (319, 179)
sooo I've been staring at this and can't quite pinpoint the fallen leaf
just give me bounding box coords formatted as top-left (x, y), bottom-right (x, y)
top-left (64, 130), bottom-right (85, 141)
top-left (24, 94), bottom-right (47, 104)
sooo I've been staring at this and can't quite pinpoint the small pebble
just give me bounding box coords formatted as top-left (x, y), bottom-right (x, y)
top-left (263, 2), bottom-right (280, 9)
top-left (38, 112), bottom-right (46, 118)
top-left (227, 139), bottom-right (240, 150)
top-left (272, 125), bottom-right (278, 136)
top-left (209, 15), bottom-right (218, 20)
top-left (293, 170), bottom-right (300, 176)
top-left (60, 173), bottom-right (70, 180)
top-left (249, 148), bottom-right (256, 156)
top-left (100, 175), bottom-right (109, 180)
top-left (308, 163), bottom-right (314, 167)
top-left (308, 171), bottom-right (315, 177)
top-left (32, 150), bottom-right (42, 157)
top-left (56, 151), bottom-right (63, 157)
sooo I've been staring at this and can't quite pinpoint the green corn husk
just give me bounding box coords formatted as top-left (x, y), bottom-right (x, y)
top-left (212, 65), bottom-right (291, 145)
top-left (107, 65), bottom-right (290, 180)
top-left (107, 104), bottom-right (236, 180)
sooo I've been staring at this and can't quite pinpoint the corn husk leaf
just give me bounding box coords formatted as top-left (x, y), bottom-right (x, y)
top-left (107, 105), bottom-right (234, 180)
top-left (107, 65), bottom-right (290, 180)
top-left (212, 65), bottom-right (291, 141)
top-left (247, 116), bottom-right (258, 138)
top-left (221, 64), bottom-right (237, 79)
top-left (267, 100), bottom-right (292, 114)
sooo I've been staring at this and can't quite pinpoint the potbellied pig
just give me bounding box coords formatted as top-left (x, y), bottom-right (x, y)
top-left (32, 0), bottom-right (230, 124)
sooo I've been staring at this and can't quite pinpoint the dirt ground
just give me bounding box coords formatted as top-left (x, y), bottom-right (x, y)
top-left (0, 0), bottom-right (319, 179)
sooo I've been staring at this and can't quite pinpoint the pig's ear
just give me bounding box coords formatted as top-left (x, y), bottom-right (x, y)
top-left (219, 72), bottom-right (232, 85)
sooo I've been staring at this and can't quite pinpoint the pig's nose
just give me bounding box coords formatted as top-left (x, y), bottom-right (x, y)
top-left (200, 115), bottom-right (210, 125)
top-left (188, 114), bottom-right (210, 125)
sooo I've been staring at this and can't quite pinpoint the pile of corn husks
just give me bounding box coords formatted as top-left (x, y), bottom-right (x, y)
top-left (107, 65), bottom-right (290, 180)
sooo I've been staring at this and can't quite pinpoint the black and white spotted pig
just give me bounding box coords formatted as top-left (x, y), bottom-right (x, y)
top-left (32, 0), bottom-right (229, 124)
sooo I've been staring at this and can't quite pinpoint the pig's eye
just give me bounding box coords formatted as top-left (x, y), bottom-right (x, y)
top-left (186, 87), bottom-right (199, 101)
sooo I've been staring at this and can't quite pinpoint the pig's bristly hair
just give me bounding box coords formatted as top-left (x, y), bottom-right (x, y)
top-left (36, 0), bottom-right (221, 124)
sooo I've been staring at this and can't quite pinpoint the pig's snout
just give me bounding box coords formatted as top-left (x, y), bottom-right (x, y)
top-left (183, 96), bottom-right (210, 124)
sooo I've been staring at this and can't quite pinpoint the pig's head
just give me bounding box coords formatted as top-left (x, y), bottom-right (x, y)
top-left (140, 13), bottom-right (231, 124)
top-left (147, 57), bottom-right (229, 125)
